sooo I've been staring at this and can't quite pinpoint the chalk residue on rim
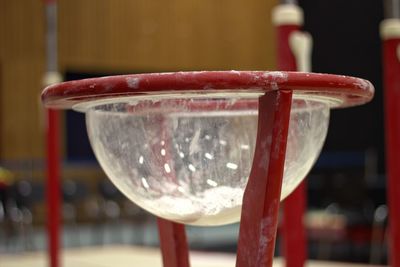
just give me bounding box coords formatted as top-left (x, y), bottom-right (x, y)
top-left (126, 77), bottom-right (140, 89)
top-left (262, 71), bottom-right (289, 90)
top-left (262, 71), bottom-right (289, 81)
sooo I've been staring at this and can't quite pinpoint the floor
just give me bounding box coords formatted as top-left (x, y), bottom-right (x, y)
top-left (0, 245), bottom-right (385, 267)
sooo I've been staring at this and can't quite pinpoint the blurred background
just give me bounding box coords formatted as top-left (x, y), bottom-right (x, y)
top-left (0, 0), bottom-right (389, 265)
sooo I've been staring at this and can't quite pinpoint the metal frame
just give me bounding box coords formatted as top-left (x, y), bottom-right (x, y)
top-left (236, 90), bottom-right (292, 266)
top-left (43, 1), bottom-right (62, 267)
top-left (42, 71), bottom-right (373, 267)
top-left (273, 3), bottom-right (307, 267)
top-left (42, 71), bottom-right (373, 109)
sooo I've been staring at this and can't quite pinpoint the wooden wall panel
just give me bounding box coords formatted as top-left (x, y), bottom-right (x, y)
top-left (0, 0), bottom-right (45, 160)
top-left (58, 0), bottom-right (278, 72)
top-left (0, 0), bottom-right (278, 160)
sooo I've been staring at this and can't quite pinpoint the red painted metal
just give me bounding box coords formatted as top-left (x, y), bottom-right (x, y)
top-left (281, 182), bottom-right (307, 267)
top-left (383, 37), bottom-right (400, 267)
top-left (43, 0), bottom-right (60, 266)
top-left (157, 218), bottom-right (190, 267)
top-left (236, 91), bottom-right (293, 267)
top-left (276, 21), bottom-right (307, 267)
top-left (277, 25), bottom-right (300, 71)
top-left (46, 109), bottom-right (61, 267)
top-left (41, 71), bottom-right (374, 267)
top-left (41, 71), bottom-right (373, 110)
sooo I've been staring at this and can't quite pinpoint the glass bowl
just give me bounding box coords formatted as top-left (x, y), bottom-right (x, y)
top-left (83, 94), bottom-right (329, 226)
top-left (42, 71), bottom-right (374, 226)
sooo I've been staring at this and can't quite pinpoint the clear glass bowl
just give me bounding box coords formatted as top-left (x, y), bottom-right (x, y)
top-left (83, 93), bottom-right (329, 226)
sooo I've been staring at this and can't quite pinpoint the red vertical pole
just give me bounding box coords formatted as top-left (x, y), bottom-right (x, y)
top-left (273, 4), bottom-right (307, 267)
top-left (44, 0), bottom-right (61, 266)
top-left (276, 24), bottom-right (300, 71)
top-left (236, 90), bottom-right (293, 267)
top-left (281, 183), bottom-right (306, 267)
top-left (157, 218), bottom-right (190, 267)
top-left (381, 18), bottom-right (400, 267)
top-left (46, 109), bottom-right (61, 267)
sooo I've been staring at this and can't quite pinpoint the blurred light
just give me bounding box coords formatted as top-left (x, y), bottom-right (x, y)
top-left (161, 149), bottom-right (166, 156)
top-left (206, 179), bottom-right (218, 187)
top-left (161, 140), bottom-right (165, 146)
top-left (226, 162), bottom-right (238, 170)
top-left (164, 163), bottom-right (171, 173)
top-left (205, 153), bottom-right (214, 160)
top-left (219, 140), bottom-right (227, 146)
top-left (205, 135), bottom-right (211, 140)
top-left (179, 152), bottom-right (185, 158)
top-left (141, 177), bottom-right (150, 189)
top-left (241, 144), bottom-right (250, 150)
top-left (178, 186), bottom-right (185, 193)
top-left (374, 205), bottom-right (388, 222)
top-left (139, 156), bottom-right (144, 164)
top-left (188, 164), bottom-right (196, 172)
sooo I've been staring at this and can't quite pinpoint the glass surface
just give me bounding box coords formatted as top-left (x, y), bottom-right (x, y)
top-left (85, 94), bottom-right (329, 226)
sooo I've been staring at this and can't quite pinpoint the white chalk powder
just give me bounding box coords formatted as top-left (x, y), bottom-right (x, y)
top-left (143, 186), bottom-right (244, 225)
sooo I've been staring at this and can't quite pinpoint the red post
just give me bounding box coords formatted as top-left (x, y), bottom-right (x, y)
top-left (276, 25), bottom-right (300, 71)
top-left (274, 6), bottom-right (307, 267)
top-left (236, 90), bottom-right (293, 267)
top-left (46, 109), bottom-right (61, 267)
top-left (44, 0), bottom-right (61, 265)
top-left (382, 23), bottom-right (400, 267)
top-left (157, 218), bottom-right (190, 267)
top-left (281, 183), bottom-right (306, 267)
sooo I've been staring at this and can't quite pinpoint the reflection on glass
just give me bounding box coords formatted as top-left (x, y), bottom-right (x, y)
top-left (85, 95), bottom-right (329, 226)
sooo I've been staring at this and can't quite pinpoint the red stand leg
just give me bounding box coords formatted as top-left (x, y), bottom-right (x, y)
top-left (276, 22), bottom-right (307, 267)
top-left (383, 37), bottom-right (400, 267)
top-left (46, 109), bottom-right (61, 267)
top-left (157, 218), bottom-right (190, 267)
top-left (236, 91), bottom-right (293, 267)
top-left (282, 183), bottom-right (307, 267)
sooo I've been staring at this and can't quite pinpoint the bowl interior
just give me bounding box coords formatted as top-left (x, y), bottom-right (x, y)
top-left (84, 93), bottom-right (330, 226)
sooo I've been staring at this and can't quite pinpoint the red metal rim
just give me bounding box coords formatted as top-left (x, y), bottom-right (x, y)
top-left (41, 71), bottom-right (374, 110)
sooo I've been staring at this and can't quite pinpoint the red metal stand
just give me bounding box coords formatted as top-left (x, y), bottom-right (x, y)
top-left (236, 91), bottom-right (293, 267)
top-left (275, 8), bottom-right (307, 267)
top-left (155, 91), bottom-right (294, 267)
top-left (46, 109), bottom-right (61, 267)
top-left (44, 0), bottom-right (61, 265)
top-left (157, 218), bottom-right (190, 267)
top-left (41, 70), bottom-right (374, 267)
top-left (282, 183), bottom-right (307, 267)
top-left (382, 29), bottom-right (400, 267)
